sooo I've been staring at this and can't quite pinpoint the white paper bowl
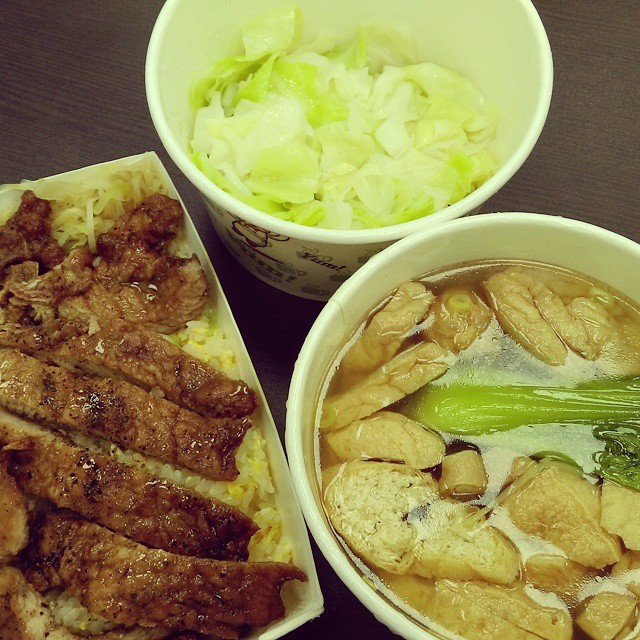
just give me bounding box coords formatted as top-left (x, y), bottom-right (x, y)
top-left (146, 0), bottom-right (553, 300)
top-left (285, 212), bottom-right (640, 639)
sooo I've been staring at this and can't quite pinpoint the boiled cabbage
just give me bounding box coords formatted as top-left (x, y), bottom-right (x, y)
top-left (191, 6), bottom-right (498, 229)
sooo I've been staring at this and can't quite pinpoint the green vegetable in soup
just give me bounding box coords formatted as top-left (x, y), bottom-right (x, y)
top-left (531, 451), bottom-right (582, 469)
top-left (594, 424), bottom-right (640, 491)
top-left (399, 377), bottom-right (640, 491)
top-left (398, 378), bottom-right (640, 435)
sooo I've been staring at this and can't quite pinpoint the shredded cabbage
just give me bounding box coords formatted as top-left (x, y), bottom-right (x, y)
top-left (191, 6), bottom-right (498, 230)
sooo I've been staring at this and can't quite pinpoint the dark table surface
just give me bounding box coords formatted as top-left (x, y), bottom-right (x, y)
top-left (1, 1), bottom-right (639, 638)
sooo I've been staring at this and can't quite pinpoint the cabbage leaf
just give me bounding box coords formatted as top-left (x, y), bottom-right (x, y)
top-left (190, 7), bottom-right (499, 229)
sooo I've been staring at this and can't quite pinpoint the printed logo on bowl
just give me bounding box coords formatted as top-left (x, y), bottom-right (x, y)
top-left (296, 246), bottom-right (348, 273)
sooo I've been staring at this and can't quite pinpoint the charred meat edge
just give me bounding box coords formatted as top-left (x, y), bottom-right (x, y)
top-left (1, 433), bottom-right (257, 560)
top-left (0, 349), bottom-right (250, 480)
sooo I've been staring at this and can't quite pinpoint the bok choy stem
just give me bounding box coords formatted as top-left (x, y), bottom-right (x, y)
top-left (398, 378), bottom-right (640, 491)
top-left (399, 378), bottom-right (640, 435)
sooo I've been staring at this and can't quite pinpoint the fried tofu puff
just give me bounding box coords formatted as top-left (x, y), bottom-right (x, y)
top-left (484, 267), bottom-right (640, 375)
top-left (325, 411), bottom-right (444, 469)
top-left (500, 462), bottom-right (621, 569)
top-left (323, 461), bottom-right (519, 584)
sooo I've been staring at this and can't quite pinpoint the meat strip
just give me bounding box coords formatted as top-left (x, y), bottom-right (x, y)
top-left (0, 249), bottom-right (93, 341)
top-left (96, 193), bottom-right (182, 262)
top-left (86, 193), bottom-right (208, 333)
top-left (0, 349), bottom-right (250, 480)
top-left (23, 513), bottom-right (307, 634)
top-left (0, 318), bottom-right (256, 419)
top-left (65, 255), bottom-right (209, 333)
top-left (0, 317), bottom-right (82, 354)
top-left (1, 435), bottom-right (257, 560)
top-left (0, 567), bottom-right (168, 640)
top-left (6, 194), bottom-right (209, 333)
top-left (49, 317), bottom-right (256, 418)
top-left (8, 246), bottom-right (208, 335)
top-left (0, 191), bottom-right (64, 275)
top-left (0, 407), bottom-right (51, 444)
top-left (0, 261), bottom-right (39, 308)
top-left (0, 566), bottom-right (79, 640)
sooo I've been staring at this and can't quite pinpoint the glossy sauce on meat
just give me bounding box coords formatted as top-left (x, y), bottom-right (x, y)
top-left (0, 188), bottom-right (303, 639)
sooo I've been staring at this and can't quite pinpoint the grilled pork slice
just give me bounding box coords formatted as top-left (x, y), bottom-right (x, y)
top-left (6, 194), bottom-right (209, 334)
top-left (24, 513), bottom-right (307, 635)
top-left (6, 247), bottom-right (94, 311)
top-left (0, 191), bottom-right (64, 275)
top-left (0, 312), bottom-right (256, 419)
top-left (61, 256), bottom-right (209, 334)
top-left (49, 317), bottom-right (256, 418)
top-left (0, 349), bottom-right (250, 480)
top-left (0, 262), bottom-right (40, 315)
top-left (0, 567), bottom-right (168, 640)
top-left (0, 318), bottom-right (81, 355)
top-left (8, 248), bottom-right (208, 335)
top-left (0, 464), bottom-right (28, 562)
top-left (91, 194), bottom-right (207, 328)
top-left (95, 192), bottom-right (182, 263)
top-left (0, 407), bottom-right (53, 445)
top-left (1, 434), bottom-right (257, 560)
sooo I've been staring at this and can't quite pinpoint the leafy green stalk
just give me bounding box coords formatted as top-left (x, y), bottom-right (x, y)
top-left (594, 424), bottom-right (640, 490)
top-left (531, 450), bottom-right (582, 469)
top-left (399, 378), bottom-right (640, 490)
top-left (398, 378), bottom-right (640, 436)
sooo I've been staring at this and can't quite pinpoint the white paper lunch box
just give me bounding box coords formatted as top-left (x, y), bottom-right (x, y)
top-left (0, 151), bottom-right (324, 638)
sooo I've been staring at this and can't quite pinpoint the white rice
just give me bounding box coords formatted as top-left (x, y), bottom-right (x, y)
top-left (45, 590), bottom-right (117, 636)
top-left (166, 305), bottom-right (240, 379)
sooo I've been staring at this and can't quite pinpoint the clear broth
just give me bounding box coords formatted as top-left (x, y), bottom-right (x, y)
top-left (317, 259), bottom-right (640, 640)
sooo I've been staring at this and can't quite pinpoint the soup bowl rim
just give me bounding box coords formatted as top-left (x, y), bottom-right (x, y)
top-left (285, 211), bottom-right (640, 639)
